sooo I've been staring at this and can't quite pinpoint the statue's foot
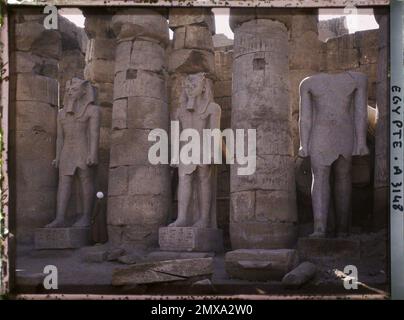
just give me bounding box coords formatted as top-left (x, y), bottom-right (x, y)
top-left (72, 216), bottom-right (91, 228)
top-left (168, 219), bottom-right (187, 227)
top-left (308, 231), bottom-right (326, 238)
top-left (45, 218), bottom-right (68, 228)
top-left (192, 218), bottom-right (210, 228)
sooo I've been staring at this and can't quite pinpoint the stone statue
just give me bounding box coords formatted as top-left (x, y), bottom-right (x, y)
top-left (298, 71), bottom-right (369, 238)
top-left (169, 72), bottom-right (221, 228)
top-left (46, 78), bottom-right (100, 228)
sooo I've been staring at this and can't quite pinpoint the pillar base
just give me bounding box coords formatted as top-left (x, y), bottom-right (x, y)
top-left (159, 227), bottom-right (223, 252)
top-left (35, 227), bottom-right (90, 249)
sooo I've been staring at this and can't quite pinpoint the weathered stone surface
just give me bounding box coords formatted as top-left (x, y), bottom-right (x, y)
top-left (107, 248), bottom-right (126, 261)
top-left (168, 49), bottom-right (215, 75)
top-left (225, 249), bottom-right (298, 281)
top-left (282, 261), bottom-right (317, 288)
top-left (112, 258), bottom-right (213, 285)
top-left (229, 8), bottom-right (292, 32)
top-left (111, 98), bottom-right (128, 130)
top-left (31, 30), bottom-right (62, 60)
top-left (230, 222), bottom-right (297, 250)
top-left (16, 74), bottom-right (58, 105)
top-left (84, 15), bottom-right (113, 39)
top-left (289, 31), bottom-right (321, 71)
top-left (112, 8), bottom-right (169, 46)
top-left (173, 25), bottom-right (213, 52)
top-left (128, 165), bottom-right (171, 195)
top-left (83, 249), bottom-right (107, 263)
top-left (15, 21), bottom-right (45, 51)
top-left (169, 8), bottom-right (215, 34)
top-left (35, 227), bottom-right (90, 249)
top-left (146, 251), bottom-right (214, 262)
top-left (118, 252), bottom-right (144, 264)
top-left (94, 82), bottom-right (114, 107)
top-left (127, 96), bottom-right (169, 130)
top-left (298, 237), bottom-right (361, 261)
top-left (159, 227), bottom-right (223, 252)
top-left (214, 50), bottom-right (233, 81)
top-left (16, 272), bottom-right (45, 287)
top-left (113, 70), bottom-right (166, 101)
top-left (85, 38), bottom-right (116, 62)
top-left (15, 101), bottom-right (57, 133)
top-left (84, 59), bottom-right (115, 83)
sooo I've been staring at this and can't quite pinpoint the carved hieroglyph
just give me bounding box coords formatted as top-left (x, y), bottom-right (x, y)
top-left (298, 71), bottom-right (369, 237)
top-left (46, 77), bottom-right (100, 228)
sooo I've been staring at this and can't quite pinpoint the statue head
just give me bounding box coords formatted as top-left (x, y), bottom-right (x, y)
top-left (181, 72), bottom-right (213, 113)
top-left (63, 78), bottom-right (96, 115)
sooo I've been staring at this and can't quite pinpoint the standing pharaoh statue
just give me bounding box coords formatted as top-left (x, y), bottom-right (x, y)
top-left (169, 73), bottom-right (221, 228)
top-left (298, 71), bottom-right (369, 238)
top-left (46, 78), bottom-right (100, 228)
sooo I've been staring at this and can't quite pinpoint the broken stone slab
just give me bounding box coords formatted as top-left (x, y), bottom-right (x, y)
top-left (35, 227), bottom-right (90, 249)
top-left (146, 251), bottom-right (214, 262)
top-left (297, 237), bottom-right (361, 261)
top-left (225, 249), bottom-right (298, 281)
top-left (282, 261), bottom-right (317, 288)
top-left (112, 257), bottom-right (213, 286)
top-left (159, 227), bottom-right (223, 252)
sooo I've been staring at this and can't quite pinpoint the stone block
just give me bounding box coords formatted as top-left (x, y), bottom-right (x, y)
top-left (112, 257), bottom-right (213, 285)
top-left (85, 38), bottom-right (116, 62)
top-left (173, 25), bottom-right (213, 52)
top-left (225, 249), bottom-right (298, 281)
top-left (289, 31), bottom-right (321, 70)
top-left (112, 98), bottom-right (128, 130)
top-left (127, 96), bottom-right (169, 130)
top-left (168, 49), bottom-right (215, 75)
top-left (15, 101), bottom-right (57, 133)
top-left (16, 74), bottom-right (58, 105)
top-left (159, 227), bottom-right (223, 252)
top-left (111, 8), bottom-right (169, 46)
top-left (169, 8), bottom-right (215, 34)
top-left (113, 70), bottom-right (166, 101)
top-left (31, 30), bottom-right (62, 60)
top-left (214, 50), bottom-right (233, 81)
top-left (84, 15), bottom-right (113, 39)
top-left (297, 237), bottom-right (361, 261)
top-left (35, 227), bottom-right (90, 249)
top-left (84, 59), bottom-right (115, 83)
top-left (213, 80), bottom-right (232, 98)
top-left (229, 221), bottom-right (297, 250)
top-left (15, 21), bottom-right (45, 51)
top-left (128, 165), bottom-right (170, 195)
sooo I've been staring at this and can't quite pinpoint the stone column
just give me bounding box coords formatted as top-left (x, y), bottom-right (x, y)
top-left (83, 11), bottom-right (115, 196)
top-left (107, 9), bottom-right (170, 249)
top-left (289, 9), bottom-right (321, 155)
top-left (229, 9), bottom-right (298, 250)
top-left (373, 9), bottom-right (389, 229)
top-left (11, 10), bottom-right (61, 243)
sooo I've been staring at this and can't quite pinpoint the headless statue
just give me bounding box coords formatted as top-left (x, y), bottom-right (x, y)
top-left (46, 78), bottom-right (100, 228)
top-left (169, 73), bottom-right (221, 228)
top-left (298, 71), bottom-right (369, 238)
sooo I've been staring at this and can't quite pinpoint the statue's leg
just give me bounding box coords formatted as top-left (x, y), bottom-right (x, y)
top-left (73, 168), bottom-right (94, 228)
top-left (193, 166), bottom-right (212, 228)
top-left (46, 174), bottom-right (73, 227)
top-left (169, 173), bottom-right (193, 227)
top-left (310, 159), bottom-right (331, 238)
top-left (333, 155), bottom-right (352, 237)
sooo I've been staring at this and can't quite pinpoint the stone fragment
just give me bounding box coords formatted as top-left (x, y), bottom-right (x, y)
top-left (225, 249), bottom-right (298, 281)
top-left (297, 237), bottom-right (361, 261)
top-left (35, 227), bottom-right (90, 249)
top-left (159, 227), bottom-right (223, 252)
top-left (112, 258), bottom-right (213, 285)
top-left (282, 262), bottom-right (317, 288)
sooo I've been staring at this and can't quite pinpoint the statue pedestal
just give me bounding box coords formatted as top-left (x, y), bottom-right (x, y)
top-left (297, 237), bottom-right (360, 262)
top-left (225, 249), bottom-right (298, 281)
top-left (35, 227), bottom-right (90, 249)
top-left (158, 227), bottom-right (223, 252)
